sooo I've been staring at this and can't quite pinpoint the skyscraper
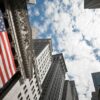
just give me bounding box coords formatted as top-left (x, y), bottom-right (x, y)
top-left (70, 81), bottom-right (79, 100)
top-left (61, 80), bottom-right (79, 100)
top-left (84, 0), bottom-right (100, 8)
top-left (33, 39), bottom-right (52, 85)
top-left (91, 92), bottom-right (98, 100)
top-left (62, 80), bottom-right (73, 100)
top-left (62, 81), bottom-right (72, 100)
top-left (91, 72), bottom-right (100, 100)
top-left (40, 54), bottom-right (67, 100)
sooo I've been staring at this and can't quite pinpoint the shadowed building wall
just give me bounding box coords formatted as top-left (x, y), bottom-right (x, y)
top-left (40, 54), bottom-right (67, 100)
top-left (62, 80), bottom-right (79, 100)
top-left (62, 80), bottom-right (73, 100)
top-left (91, 72), bottom-right (100, 100)
top-left (84, 0), bottom-right (100, 8)
top-left (70, 81), bottom-right (79, 100)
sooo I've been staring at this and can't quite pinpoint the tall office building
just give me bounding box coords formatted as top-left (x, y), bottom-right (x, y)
top-left (62, 80), bottom-right (73, 100)
top-left (84, 0), bottom-right (100, 8)
top-left (91, 92), bottom-right (98, 100)
top-left (2, 75), bottom-right (41, 100)
top-left (40, 54), bottom-right (67, 100)
top-left (62, 80), bottom-right (78, 100)
top-left (33, 39), bottom-right (52, 85)
top-left (91, 72), bottom-right (100, 100)
top-left (70, 81), bottom-right (79, 100)
top-left (62, 80), bottom-right (79, 100)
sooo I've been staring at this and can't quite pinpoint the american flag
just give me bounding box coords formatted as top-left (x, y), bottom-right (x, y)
top-left (0, 10), bottom-right (16, 88)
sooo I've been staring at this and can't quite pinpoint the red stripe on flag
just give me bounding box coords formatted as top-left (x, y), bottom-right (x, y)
top-left (4, 32), bottom-right (16, 74)
top-left (0, 46), bottom-right (10, 80)
top-left (0, 32), bottom-right (13, 76)
top-left (0, 33), bottom-right (5, 85)
top-left (0, 67), bottom-right (5, 84)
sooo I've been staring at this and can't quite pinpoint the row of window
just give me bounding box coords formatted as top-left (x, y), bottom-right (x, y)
top-left (36, 45), bottom-right (50, 66)
top-left (39, 54), bottom-right (51, 73)
top-left (40, 62), bottom-right (50, 81)
top-left (29, 77), bottom-right (40, 99)
top-left (40, 58), bottom-right (51, 79)
top-left (34, 94), bottom-right (37, 100)
top-left (17, 93), bottom-right (23, 100)
top-left (17, 82), bottom-right (38, 100)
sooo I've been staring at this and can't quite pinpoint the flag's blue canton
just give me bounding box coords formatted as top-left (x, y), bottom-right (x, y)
top-left (0, 10), bottom-right (6, 32)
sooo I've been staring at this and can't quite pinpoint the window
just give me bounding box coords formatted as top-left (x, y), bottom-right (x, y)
top-left (26, 95), bottom-right (30, 100)
top-left (23, 85), bottom-right (26, 90)
top-left (32, 89), bottom-right (35, 94)
top-left (31, 85), bottom-right (34, 91)
top-left (38, 88), bottom-right (40, 94)
top-left (17, 92), bottom-right (23, 100)
top-left (24, 89), bottom-right (28, 94)
top-left (34, 94), bottom-right (37, 100)
top-left (30, 80), bottom-right (33, 85)
top-left (20, 97), bottom-right (23, 100)
top-left (18, 93), bottom-right (21, 98)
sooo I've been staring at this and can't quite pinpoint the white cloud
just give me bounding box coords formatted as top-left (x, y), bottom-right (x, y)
top-left (27, 5), bottom-right (33, 17)
top-left (27, 6), bottom-right (40, 18)
top-left (62, 0), bottom-right (70, 5)
top-left (45, 2), bottom-right (56, 17)
top-left (52, 12), bottom-right (71, 34)
top-left (34, 8), bottom-right (40, 16)
top-left (33, 18), bottom-right (51, 34)
top-left (30, 0), bottom-right (100, 100)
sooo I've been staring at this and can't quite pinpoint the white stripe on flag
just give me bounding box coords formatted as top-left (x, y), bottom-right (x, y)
top-left (2, 32), bottom-right (15, 74)
top-left (0, 37), bottom-right (12, 78)
top-left (0, 55), bottom-right (8, 83)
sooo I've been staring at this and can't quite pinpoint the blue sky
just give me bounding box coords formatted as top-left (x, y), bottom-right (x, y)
top-left (28, 0), bottom-right (100, 100)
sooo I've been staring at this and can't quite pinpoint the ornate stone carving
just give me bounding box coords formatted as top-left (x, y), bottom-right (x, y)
top-left (9, 0), bottom-right (33, 78)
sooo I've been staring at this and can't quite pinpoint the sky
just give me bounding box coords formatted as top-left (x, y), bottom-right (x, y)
top-left (28, 0), bottom-right (100, 100)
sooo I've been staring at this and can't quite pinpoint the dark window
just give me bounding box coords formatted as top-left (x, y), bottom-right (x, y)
top-left (0, 1), bottom-right (5, 13)
top-left (32, 89), bottom-right (35, 94)
top-left (20, 97), bottom-right (23, 100)
top-left (4, 18), bottom-right (9, 29)
top-left (34, 94), bottom-right (37, 100)
top-left (14, 59), bottom-right (19, 68)
top-left (31, 85), bottom-right (34, 91)
top-left (11, 47), bottom-right (16, 56)
top-left (8, 34), bottom-right (13, 43)
top-left (25, 89), bottom-right (28, 94)
top-left (23, 85), bottom-right (26, 90)
top-left (26, 95), bottom-right (29, 100)
top-left (18, 92), bottom-right (21, 98)
top-left (30, 80), bottom-right (33, 85)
